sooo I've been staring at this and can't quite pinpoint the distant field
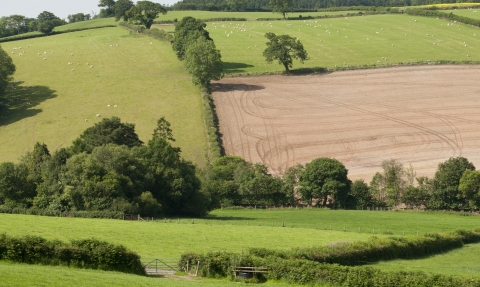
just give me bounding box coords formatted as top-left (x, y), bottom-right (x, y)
top-left (54, 18), bottom-right (118, 31)
top-left (0, 213), bottom-right (384, 259)
top-left (0, 27), bottom-right (207, 164)
top-left (156, 10), bottom-right (354, 21)
top-left (452, 8), bottom-right (480, 20)
top-left (198, 14), bottom-right (480, 74)
top-left (0, 262), bottom-right (308, 287)
top-left (375, 242), bottom-right (480, 278)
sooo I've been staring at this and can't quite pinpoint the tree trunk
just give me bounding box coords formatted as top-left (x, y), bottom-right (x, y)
top-left (283, 62), bottom-right (290, 74)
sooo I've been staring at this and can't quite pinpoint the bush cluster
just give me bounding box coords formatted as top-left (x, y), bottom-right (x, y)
top-left (119, 21), bottom-right (173, 43)
top-left (0, 233), bottom-right (145, 275)
top-left (179, 230), bottom-right (480, 286)
top-left (0, 206), bottom-right (123, 219)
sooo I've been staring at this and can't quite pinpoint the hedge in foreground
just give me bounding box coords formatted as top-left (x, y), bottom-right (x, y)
top-left (0, 234), bottom-right (145, 275)
top-left (179, 252), bottom-right (480, 286)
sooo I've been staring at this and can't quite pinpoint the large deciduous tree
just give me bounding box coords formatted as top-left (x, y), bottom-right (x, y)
top-left (173, 16), bottom-right (211, 60)
top-left (432, 157), bottom-right (475, 210)
top-left (184, 37), bottom-right (224, 92)
top-left (269, 0), bottom-right (294, 19)
top-left (70, 117), bottom-right (143, 154)
top-left (281, 164), bottom-right (304, 206)
top-left (126, 1), bottom-right (167, 29)
top-left (113, 0), bottom-right (134, 21)
top-left (263, 32), bottom-right (308, 73)
top-left (298, 158), bottom-right (350, 208)
top-left (0, 45), bottom-right (16, 98)
top-left (98, 0), bottom-right (116, 17)
top-left (458, 169), bottom-right (480, 210)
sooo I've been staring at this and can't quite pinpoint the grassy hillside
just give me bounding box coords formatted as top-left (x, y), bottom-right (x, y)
top-left (0, 213), bottom-right (382, 259)
top-left (0, 27), bottom-right (207, 164)
top-left (54, 18), bottom-right (118, 31)
top-left (0, 262), bottom-right (307, 287)
top-left (196, 14), bottom-right (480, 74)
top-left (452, 8), bottom-right (480, 20)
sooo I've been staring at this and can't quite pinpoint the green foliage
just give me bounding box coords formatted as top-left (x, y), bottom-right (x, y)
top-left (173, 16), bottom-right (212, 60)
top-left (152, 117), bottom-right (175, 142)
top-left (126, 1), bottom-right (167, 29)
top-left (263, 32), bottom-right (308, 73)
top-left (349, 179), bottom-right (372, 209)
top-left (282, 164), bottom-right (304, 206)
top-left (184, 37), bottom-right (224, 91)
top-left (432, 157), bottom-right (475, 210)
top-left (298, 158), bottom-right (350, 208)
top-left (202, 93), bottom-right (223, 161)
top-left (270, 0), bottom-right (294, 19)
top-left (38, 19), bottom-right (64, 35)
top-left (0, 162), bottom-right (35, 207)
top-left (459, 170), bottom-right (480, 210)
top-left (113, 0), bottom-right (134, 21)
top-left (0, 233), bottom-right (145, 275)
top-left (37, 11), bottom-right (60, 23)
top-left (0, 25), bottom-right (117, 43)
top-left (70, 117), bottom-right (143, 154)
top-left (183, 229), bottom-right (480, 286)
top-left (0, 44), bottom-right (15, 97)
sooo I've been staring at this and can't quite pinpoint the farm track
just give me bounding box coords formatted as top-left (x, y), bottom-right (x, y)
top-left (213, 65), bottom-right (480, 179)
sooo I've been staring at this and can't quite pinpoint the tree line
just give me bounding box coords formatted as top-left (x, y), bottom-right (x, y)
top-left (0, 11), bottom-right (73, 38)
top-left (172, 0), bottom-right (478, 11)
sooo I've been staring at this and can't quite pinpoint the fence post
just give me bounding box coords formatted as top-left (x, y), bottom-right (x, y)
top-left (195, 261), bottom-right (200, 276)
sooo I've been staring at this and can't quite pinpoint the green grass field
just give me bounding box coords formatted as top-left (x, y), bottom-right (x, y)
top-left (54, 18), bottom-right (118, 31)
top-left (0, 262), bottom-right (310, 287)
top-left (0, 26), bottom-right (207, 164)
top-left (452, 8), bottom-right (480, 20)
top-left (156, 10), bottom-right (353, 21)
top-left (375, 242), bottom-right (480, 278)
top-left (198, 14), bottom-right (480, 74)
top-left (0, 213), bottom-right (383, 259)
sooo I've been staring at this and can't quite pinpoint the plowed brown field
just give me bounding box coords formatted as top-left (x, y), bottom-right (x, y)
top-left (212, 65), bottom-right (480, 180)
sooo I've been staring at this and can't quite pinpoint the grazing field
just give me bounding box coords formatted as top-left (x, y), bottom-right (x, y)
top-left (0, 213), bottom-right (385, 259)
top-left (452, 8), bottom-right (480, 20)
top-left (156, 10), bottom-right (353, 21)
top-left (375, 242), bottom-right (480, 277)
top-left (54, 18), bottom-right (118, 31)
top-left (203, 14), bottom-right (480, 74)
top-left (213, 65), bottom-right (480, 179)
top-left (0, 262), bottom-right (308, 287)
top-left (0, 26), bottom-right (207, 164)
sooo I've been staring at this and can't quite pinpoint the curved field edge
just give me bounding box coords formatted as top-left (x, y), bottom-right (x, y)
top-left (0, 27), bottom-right (207, 165)
top-left (375, 242), bottom-right (480, 277)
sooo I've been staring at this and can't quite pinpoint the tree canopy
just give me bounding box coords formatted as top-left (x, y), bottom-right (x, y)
top-left (173, 16), bottom-right (211, 60)
top-left (270, 0), bottom-right (294, 18)
top-left (0, 45), bottom-right (16, 98)
top-left (263, 32), bottom-right (308, 73)
top-left (184, 36), bottom-right (224, 91)
top-left (113, 0), bottom-right (134, 21)
top-left (126, 1), bottom-right (167, 29)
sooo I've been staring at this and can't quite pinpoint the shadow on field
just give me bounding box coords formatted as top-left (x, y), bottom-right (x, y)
top-left (0, 81), bottom-right (57, 127)
top-left (211, 83), bottom-right (264, 93)
top-left (223, 62), bottom-right (254, 73)
top-left (205, 215), bottom-right (254, 221)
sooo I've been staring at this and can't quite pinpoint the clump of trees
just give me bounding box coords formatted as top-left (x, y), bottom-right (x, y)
top-left (67, 13), bottom-right (92, 23)
top-left (0, 11), bottom-right (65, 38)
top-left (0, 117), bottom-right (209, 217)
top-left (173, 16), bottom-right (223, 92)
top-left (101, 0), bottom-right (167, 28)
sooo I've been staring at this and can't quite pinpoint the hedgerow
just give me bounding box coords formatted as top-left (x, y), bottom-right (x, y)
top-left (0, 233), bottom-right (145, 275)
top-left (0, 25), bottom-right (116, 43)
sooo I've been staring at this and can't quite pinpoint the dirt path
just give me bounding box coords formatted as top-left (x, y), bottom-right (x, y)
top-left (212, 65), bottom-right (480, 180)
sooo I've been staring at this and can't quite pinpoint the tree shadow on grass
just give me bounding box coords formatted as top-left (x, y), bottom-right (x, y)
top-left (211, 83), bottom-right (265, 93)
top-left (205, 215), bottom-right (255, 221)
top-left (223, 62), bottom-right (254, 74)
top-left (0, 81), bottom-right (57, 127)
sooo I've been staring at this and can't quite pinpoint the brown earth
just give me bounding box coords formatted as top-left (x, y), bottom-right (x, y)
top-left (212, 65), bottom-right (480, 181)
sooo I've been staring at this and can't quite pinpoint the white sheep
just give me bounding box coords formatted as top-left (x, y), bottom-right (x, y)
top-left (43, 58), bottom-right (47, 60)
top-left (71, 69), bottom-right (75, 71)
top-left (107, 104), bottom-right (110, 107)
top-left (114, 105), bottom-right (118, 108)
top-left (96, 114), bottom-right (101, 117)
top-left (85, 119), bottom-right (88, 122)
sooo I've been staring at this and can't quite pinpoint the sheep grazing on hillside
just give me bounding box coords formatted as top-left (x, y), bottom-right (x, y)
top-left (114, 105), bottom-right (118, 108)
top-left (71, 69), bottom-right (75, 71)
top-left (43, 58), bottom-right (47, 60)
top-left (85, 119), bottom-right (88, 122)
top-left (90, 66), bottom-right (93, 68)
top-left (96, 114), bottom-right (101, 117)
top-left (107, 104), bottom-right (110, 107)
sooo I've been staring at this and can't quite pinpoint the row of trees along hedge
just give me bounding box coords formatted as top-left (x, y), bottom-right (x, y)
top-left (172, 0), bottom-right (480, 11)
top-left (0, 233), bottom-right (145, 275)
top-left (179, 230), bottom-right (480, 286)
top-left (0, 117), bottom-right (210, 217)
top-left (0, 11), bottom-right (66, 38)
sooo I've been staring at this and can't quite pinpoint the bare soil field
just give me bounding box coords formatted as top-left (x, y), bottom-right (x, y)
top-left (212, 65), bottom-right (480, 180)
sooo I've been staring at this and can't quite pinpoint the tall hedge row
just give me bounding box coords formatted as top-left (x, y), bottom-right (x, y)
top-left (249, 229), bottom-right (480, 265)
top-left (179, 230), bottom-right (480, 286)
top-left (0, 234), bottom-right (145, 275)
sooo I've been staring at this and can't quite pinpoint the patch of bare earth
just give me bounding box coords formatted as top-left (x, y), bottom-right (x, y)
top-left (212, 65), bottom-right (480, 180)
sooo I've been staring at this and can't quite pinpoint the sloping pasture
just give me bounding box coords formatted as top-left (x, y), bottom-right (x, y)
top-left (0, 27), bottom-right (206, 164)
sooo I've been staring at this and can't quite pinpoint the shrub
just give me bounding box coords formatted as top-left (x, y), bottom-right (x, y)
top-left (0, 233), bottom-right (145, 275)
